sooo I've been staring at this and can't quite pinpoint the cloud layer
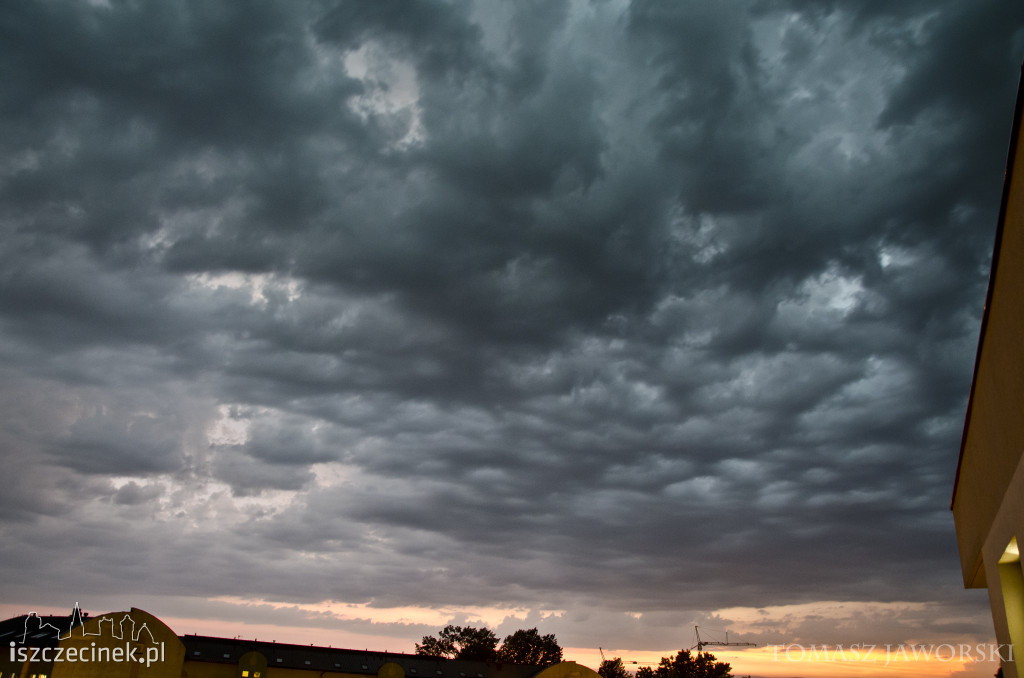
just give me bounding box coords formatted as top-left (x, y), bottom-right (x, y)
top-left (1, 0), bottom-right (1022, 656)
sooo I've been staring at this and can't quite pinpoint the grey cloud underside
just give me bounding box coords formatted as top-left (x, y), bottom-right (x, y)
top-left (1, 0), bottom-right (1022, 646)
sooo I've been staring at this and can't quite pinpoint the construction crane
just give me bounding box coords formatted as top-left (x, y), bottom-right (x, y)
top-left (597, 647), bottom-right (651, 666)
top-left (690, 626), bottom-right (756, 652)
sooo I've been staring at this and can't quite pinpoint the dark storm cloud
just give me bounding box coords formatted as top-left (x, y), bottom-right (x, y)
top-left (1, 0), bottom-right (1022, 652)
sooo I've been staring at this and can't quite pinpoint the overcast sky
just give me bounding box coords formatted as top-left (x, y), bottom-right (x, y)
top-left (2, 0), bottom-right (1023, 670)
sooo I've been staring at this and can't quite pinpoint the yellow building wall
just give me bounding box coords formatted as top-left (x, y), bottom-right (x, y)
top-left (181, 661), bottom-right (237, 678)
top-left (953, 67), bottom-right (1024, 678)
top-left (533, 661), bottom-right (601, 678)
top-left (973, 452), bottom-right (1024, 678)
top-left (953, 75), bottom-right (1024, 590)
top-left (182, 661), bottom-right (377, 678)
top-left (182, 658), bottom-right (405, 678)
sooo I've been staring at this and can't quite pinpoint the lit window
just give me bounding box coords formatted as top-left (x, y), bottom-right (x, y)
top-left (305, 660), bottom-right (311, 665)
top-left (243, 672), bottom-right (249, 677)
top-left (255, 673), bottom-right (261, 677)
top-left (276, 658), bottom-right (283, 663)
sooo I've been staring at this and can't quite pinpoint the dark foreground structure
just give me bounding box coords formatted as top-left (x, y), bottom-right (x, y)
top-left (0, 607), bottom-right (599, 678)
top-left (953, 63), bottom-right (1024, 678)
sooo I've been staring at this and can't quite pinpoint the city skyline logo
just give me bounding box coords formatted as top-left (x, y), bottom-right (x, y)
top-left (11, 602), bottom-right (166, 668)
top-left (18, 602), bottom-right (156, 645)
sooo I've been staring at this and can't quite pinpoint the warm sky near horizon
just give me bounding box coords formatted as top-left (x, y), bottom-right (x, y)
top-left (1, 2), bottom-right (1023, 678)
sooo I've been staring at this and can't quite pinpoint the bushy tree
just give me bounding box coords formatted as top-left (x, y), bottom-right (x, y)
top-left (498, 628), bottom-right (562, 665)
top-left (416, 625), bottom-right (563, 665)
top-left (599, 657), bottom-right (633, 678)
top-left (650, 650), bottom-right (731, 678)
top-left (416, 625), bottom-right (500, 661)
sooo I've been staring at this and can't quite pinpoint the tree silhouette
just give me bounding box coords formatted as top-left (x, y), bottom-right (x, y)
top-left (599, 657), bottom-right (633, 678)
top-left (497, 628), bottom-right (562, 665)
top-left (415, 625), bottom-right (500, 661)
top-left (647, 650), bottom-right (731, 678)
top-left (416, 625), bottom-right (563, 665)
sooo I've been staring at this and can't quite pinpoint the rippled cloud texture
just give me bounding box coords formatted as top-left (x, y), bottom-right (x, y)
top-left (1, 0), bottom-right (1023, 658)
